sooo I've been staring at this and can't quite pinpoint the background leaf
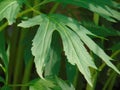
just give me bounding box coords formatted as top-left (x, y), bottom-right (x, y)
top-left (81, 21), bottom-right (120, 37)
top-left (0, 0), bottom-right (21, 25)
top-left (45, 31), bottom-right (62, 76)
top-left (29, 76), bottom-right (75, 90)
top-left (55, 76), bottom-right (75, 90)
top-left (53, 0), bottom-right (120, 22)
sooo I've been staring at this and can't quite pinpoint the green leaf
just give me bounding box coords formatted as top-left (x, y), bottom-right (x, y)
top-left (18, 14), bottom-right (120, 86)
top-left (0, 32), bottom-right (8, 69)
top-left (55, 77), bottom-right (75, 90)
top-left (18, 14), bottom-right (56, 78)
top-left (52, 14), bottom-right (120, 73)
top-left (81, 21), bottom-right (120, 37)
top-left (0, 0), bottom-right (21, 25)
top-left (53, 0), bottom-right (120, 22)
top-left (18, 15), bottom-right (44, 28)
top-left (53, 18), bottom-right (97, 86)
top-left (29, 78), bottom-right (55, 90)
top-left (29, 77), bottom-right (75, 90)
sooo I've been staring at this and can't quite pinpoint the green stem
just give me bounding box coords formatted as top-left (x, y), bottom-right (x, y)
top-left (86, 71), bottom-right (99, 90)
top-left (93, 13), bottom-right (99, 25)
top-left (8, 25), bottom-right (19, 84)
top-left (111, 50), bottom-right (120, 58)
top-left (21, 58), bottom-right (33, 90)
top-left (102, 50), bottom-right (120, 90)
top-left (49, 2), bottom-right (59, 14)
top-left (86, 49), bottom-right (120, 90)
top-left (13, 29), bottom-right (27, 90)
top-left (102, 63), bottom-right (120, 90)
top-left (107, 64), bottom-right (120, 90)
top-left (0, 64), bottom-right (6, 73)
top-left (73, 68), bottom-right (79, 88)
top-left (20, 0), bottom-right (41, 90)
top-left (102, 70), bottom-right (116, 90)
top-left (0, 22), bottom-right (8, 32)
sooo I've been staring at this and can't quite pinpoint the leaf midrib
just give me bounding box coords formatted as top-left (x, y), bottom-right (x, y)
top-left (37, 20), bottom-right (50, 63)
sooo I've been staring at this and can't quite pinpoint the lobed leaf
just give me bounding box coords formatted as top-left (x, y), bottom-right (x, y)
top-left (19, 13), bottom-right (120, 86)
top-left (51, 17), bottom-right (97, 86)
top-left (52, 14), bottom-right (120, 74)
top-left (19, 14), bottom-right (56, 78)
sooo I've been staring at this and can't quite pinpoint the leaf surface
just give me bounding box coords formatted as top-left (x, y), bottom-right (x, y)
top-left (52, 14), bottom-right (120, 74)
top-left (29, 77), bottom-right (75, 90)
top-left (19, 14), bottom-right (56, 78)
top-left (53, 0), bottom-right (120, 22)
top-left (0, 0), bottom-right (21, 25)
top-left (29, 79), bottom-right (55, 90)
top-left (19, 14), bottom-right (120, 86)
top-left (55, 77), bottom-right (75, 90)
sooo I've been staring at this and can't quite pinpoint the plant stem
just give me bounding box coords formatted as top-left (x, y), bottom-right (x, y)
top-left (0, 64), bottom-right (6, 73)
top-left (20, 0), bottom-right (41, 89)
top-left (0, 22), bottom-right (8, 32)
top-left (21, 58), bottom-right (33, 90)
top-left (93, 13), bottom-right (99, 25)
top-left (102, 63), bottom-right (120, 90)
top-left (102, 50), bottom-right (120, 90)
top-left (8, 25), bottom-right (20, 84)
top-left (13, 29), bottom-right (27, 90)
top-left (73, 68), bottom-right (79, 88)
top-left (49, 2), bottom-right (59, 14)
top-left (111, 50), bottom-right (120, 58)
top-left (107, 64), bottom-right (120, 90)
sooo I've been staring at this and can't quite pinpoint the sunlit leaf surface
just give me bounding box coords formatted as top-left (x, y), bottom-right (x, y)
top-left (0, 0), bottom-right (21, 25)
top-left (18, 14), bottom-right (120, 86)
